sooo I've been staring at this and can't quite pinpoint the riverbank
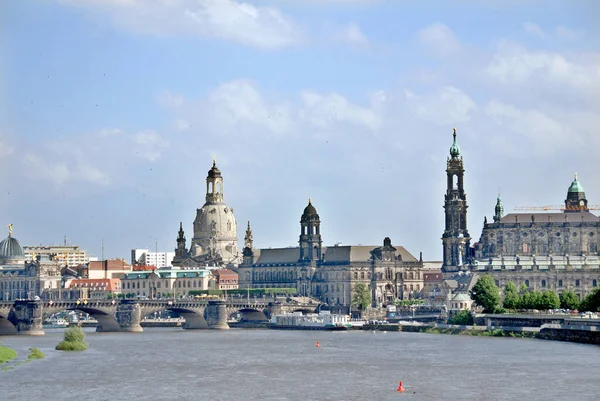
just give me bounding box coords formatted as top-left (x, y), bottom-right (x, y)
top-left (361, 323), bottom-right (599, 344)
top-left (0, 345), bottom-right (17, 364)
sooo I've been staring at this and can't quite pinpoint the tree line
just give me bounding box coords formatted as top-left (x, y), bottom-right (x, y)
top-left (470, 275), bottom-right (600, 314)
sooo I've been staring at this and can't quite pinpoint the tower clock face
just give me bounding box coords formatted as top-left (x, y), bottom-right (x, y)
top-left (580, 200), bottom-right (585, 206)
top-left (384, 255), bottom-right (391, 261)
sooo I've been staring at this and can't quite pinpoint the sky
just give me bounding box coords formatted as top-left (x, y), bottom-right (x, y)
top-left (1, 0), bottom-right (599, 262)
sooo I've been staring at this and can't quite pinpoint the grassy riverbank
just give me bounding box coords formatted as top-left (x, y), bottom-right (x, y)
top-left (420, 327), bottom-right (538, 338)
top-left (0, 345), bottom-right (18, 364)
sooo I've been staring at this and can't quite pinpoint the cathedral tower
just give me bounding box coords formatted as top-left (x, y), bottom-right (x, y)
top-left (175, 222), bottom-right (187, 259)
top-left (242, 221), bottom-right (254, 265)
top-left (442, 128), bottom-right (471, 273)
top-left (299, 199), bottom-right (322, 263)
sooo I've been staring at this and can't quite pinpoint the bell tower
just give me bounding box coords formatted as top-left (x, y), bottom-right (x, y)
top-left (206, 158), bottom-right (224, 204)
top-left (175, 222), bottom-right (187, 259)
top-left (299, 199), bottom-right (322, 263)
top-left (242, 221), bottom-right (255, 265)
top-left (564, 173), bottom-right (589, 213)
top-left (442, 128), bottom-right (471, 273)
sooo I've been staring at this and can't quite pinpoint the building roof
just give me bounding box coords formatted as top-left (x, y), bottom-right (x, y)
top-left (568, 174), bottom-right (585, 193)
top-left (255, 248), bottom-right (300, 264)
top-left (423, 272), bottom-right (443, 283)
top-left (452, 293), bottom-right (471, 302)
top-left (303, 199), bottom-right (318, 216)
top-left (443, 272), bottom-right (478, 293)
top-left (89, 259), bottom-right (132, 271)
top-left (500, 211), bottom-right (598, 224)
top-left (67, 278), bottom-right (121, 291)
top-left (0, 235), bottom-right (25, 261)
top-left (213, 269), bottom-right (238, 277)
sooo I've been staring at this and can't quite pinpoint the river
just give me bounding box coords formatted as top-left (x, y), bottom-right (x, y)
top-left (1, 328), bottom-right (599, 400)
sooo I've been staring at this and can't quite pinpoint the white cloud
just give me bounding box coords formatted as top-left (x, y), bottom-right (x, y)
top-left (57, 0), bottom-right (301, 49)
top-left (486, 40), bottom-right (600, 91)
top-left (556, 26), bottom-right (582, 40)
top-left (134, 130), bottom-right (169, 162)
top-left (336, 22), bottom-right (369, 47)
top-left (405, 86), bottom-right (477, 126)
top-left (523, 22), bottom-right (545, 38)
top-left (299, 90), bottom-right (384, 131)
top-left (417, 23), bottom-right (460, 56)
top-left (484, 100), bottom-right (578, 153)
top-left (207, 80), bottom-right (294, 135)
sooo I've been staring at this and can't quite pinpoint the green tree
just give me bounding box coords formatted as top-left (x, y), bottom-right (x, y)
top-left (503, 281), bottom-right (519, 310)
top-left (579, 288), bottom-right (600, 312)
top-left (538, 290), bottom-right (560, 310)
top-left (448, 310), bottom-right (474, 325)
top-left (351, 283), bottom-right (371, 311)
top-left (559, 290), bottom-right (580, 310)
top-left (518, 290), bottom-right (541, 310)
top-left (469, 275), bottom-right (501, 313)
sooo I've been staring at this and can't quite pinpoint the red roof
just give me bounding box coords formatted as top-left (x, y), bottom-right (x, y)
top-left (67, 278), bottom-right (121, 291)
top-left (133, 265), bottom-right (157, 271)
top-left (423, 272), bottom-right (443, 283)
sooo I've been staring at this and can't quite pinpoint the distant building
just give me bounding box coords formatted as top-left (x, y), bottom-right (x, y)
top-left (24, 244), bottom-right (89, 268)
top-left (131, 249), bottom-right (175, 268)
top-left (87, 259), bottom-right (132, 280)
top-left (213, 269), bottom-right (238, 290)
top-left (238, 200), bottom-right (424, 309)
top-left (120, 267), bottom-right (215, 298)
top-left (0, 225), bottom-right (62, 300)
top-left (171, 160), bottom-right (241, 268)
top-left (65, 278), bottom-right (122, 299)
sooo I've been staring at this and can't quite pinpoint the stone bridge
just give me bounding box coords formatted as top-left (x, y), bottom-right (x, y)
top-left (0, 298), bottom-right (319, 336)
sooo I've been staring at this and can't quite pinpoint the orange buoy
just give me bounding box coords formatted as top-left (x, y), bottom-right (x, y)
top-left (316, 341), bottom-right (320, 348)
top-left (396, 381), bottom-right (406, 392)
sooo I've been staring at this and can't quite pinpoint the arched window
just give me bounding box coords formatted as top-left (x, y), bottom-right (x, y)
top-left (593, 279), bottom-right (598, 287)
top-left (558, 279), bottom-right (563, 287)
top-left (575, 279), bottom-right (580, 287)
top-left (541, 279), bottom-right (546, 288)
top-left (208, 182), bottom-right (213, 193)
top-left (524, 279), bottom-right (530, 287)
top-left (522, 243), bottom-right (530, 253)
top-left (360, 272), bottom-right (365, 279)
top-left (354, 272), bottom-right (358, 280)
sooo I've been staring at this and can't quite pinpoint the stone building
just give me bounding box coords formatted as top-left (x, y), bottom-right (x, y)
top-left (172, 160), bottom-right (240, 267)
top-left (121, 267), bottom-right (214, 298)
top-left (0, 225), bottom-right (62, 300)
top-left (238, 200), bottom-right (424, 308)
top-left (440, 129), bottom-right (600, 299)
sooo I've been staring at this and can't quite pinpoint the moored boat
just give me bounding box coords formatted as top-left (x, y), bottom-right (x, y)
top-left (268, 310), bottom-right (351, 331)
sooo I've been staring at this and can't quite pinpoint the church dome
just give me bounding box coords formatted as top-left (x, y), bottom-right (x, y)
top-left (568, 173), bottom-right (585, 193)
top-left (208, 161), bottom-right (222, 178)
top-left (0, 235), bottom-right (25, 262)
top-left (303, 199), bottom-right (318, 216)
top-left (449, 128), bottom-right (460, 158)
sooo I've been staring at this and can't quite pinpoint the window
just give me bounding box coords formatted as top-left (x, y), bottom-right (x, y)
top-left (354, 272), bottom-right (358, 279)
top-left (575, 279), bottom-right (580, 287)
top-left (524, 279), bottom-right (530, 287)
top-left (541, 280), bottom-right (546, 288)
top-left (558, 279), bottom-right (563, 287)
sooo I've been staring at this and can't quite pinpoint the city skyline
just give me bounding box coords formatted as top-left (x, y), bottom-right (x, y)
top-left (1, 0), bottom-right (599, 261)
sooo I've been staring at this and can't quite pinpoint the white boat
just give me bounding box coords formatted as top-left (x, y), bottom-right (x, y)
top-left (43, 318), bottom-right (70, 329)
top-left (268, 310), bottom-right (351, 331)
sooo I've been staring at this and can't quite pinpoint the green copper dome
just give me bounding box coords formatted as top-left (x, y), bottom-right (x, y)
top-left (449, 128), bottom-right (460, 158)
top-left (568, 173), bottom-right (585, 193)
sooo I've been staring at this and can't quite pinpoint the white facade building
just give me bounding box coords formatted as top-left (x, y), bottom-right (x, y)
top-left (24, 245), bottom-right (89, 268)
top-left (131, 249), bottom-right (175, 268)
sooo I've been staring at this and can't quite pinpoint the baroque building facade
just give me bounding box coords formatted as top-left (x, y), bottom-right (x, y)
top-left (0, 225), bottom-right (62, 300)
top-left (172, 160), bottom-right (241, 267)
top-left (238, 200), bottom-right (424, 309)
top-left (441, 130), bottom-right (600, 299)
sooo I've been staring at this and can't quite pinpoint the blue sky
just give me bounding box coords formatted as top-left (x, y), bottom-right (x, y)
top-left (1, 0), bottom-right (599, 262)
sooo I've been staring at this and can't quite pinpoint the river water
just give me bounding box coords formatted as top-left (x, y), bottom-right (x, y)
top-left (1, 328), bottom-right (599, 401)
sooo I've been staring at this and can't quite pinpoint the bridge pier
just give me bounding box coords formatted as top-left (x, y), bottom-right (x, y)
top-left (115, 300), bottom-right (143, 332)
top-left (206, 300), bottom-right (229, 330)
top-left (9, 300), bottom-right (45, 336)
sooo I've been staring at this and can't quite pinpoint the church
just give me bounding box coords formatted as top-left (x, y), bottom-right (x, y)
top-left (441, 129), bottom-right (600, 299)
top-left (171, 160), bottom-right (241, 268)
top-left (237, 200), bottom-right (425, 309)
